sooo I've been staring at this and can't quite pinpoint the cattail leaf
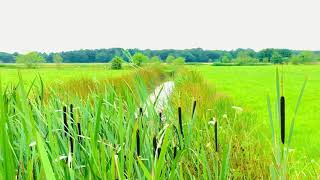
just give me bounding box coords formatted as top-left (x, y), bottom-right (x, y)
top-left (288, 78), bottom-right (307, 146)
top-left (36, 132), bottom-right (56, 180)
top-left (220, 140), bottom-right (231, 180)
top-left (137, 157), bottom-right (152, 179)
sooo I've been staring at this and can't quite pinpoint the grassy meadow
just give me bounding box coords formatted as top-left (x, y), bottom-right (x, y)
top-left (0, 63), bottom-right (319, 179)
top-left (0, 63), bottom-right (131, 86)
top-left (192, 65), bottom-right (320, 160)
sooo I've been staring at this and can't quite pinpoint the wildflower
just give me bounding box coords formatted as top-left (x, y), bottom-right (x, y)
top-left (29, 141), bottom-right (36, 147)
top-left (208, 117), bottom-right (217, 126)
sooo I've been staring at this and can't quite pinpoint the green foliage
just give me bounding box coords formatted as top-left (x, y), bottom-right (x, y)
top-left (234, 51), bottom-right (259, 64)
top-left (165, 55), bottom-right (175, 64)
top-left (289, 51), bottom-right (315, 64)
top-left (15, 52), bottom-right (45, 68)
top-left (132, 52), bottom-right (148, 66)
top-left (220, 55), bottom-right (231, 63)
top-left (52, 53), bottom-right (63, 64)
top-left (270, 52), bottom-right (283, 64)
top-left (111, 56), bottom-right (123, 70)
top-left (173, 57), bottom-right (185, 65)
top-left (149, 56), bottom-right (161, 63)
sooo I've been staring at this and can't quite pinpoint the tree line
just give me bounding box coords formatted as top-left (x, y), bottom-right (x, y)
top-left (0, 48), bottom-right (319, 64)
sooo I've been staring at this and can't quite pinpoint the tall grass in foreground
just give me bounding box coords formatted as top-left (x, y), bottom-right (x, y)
top-left (0, 67), bottom-right (236, 179)
top-left (267, 68), bottom-right (307, 178)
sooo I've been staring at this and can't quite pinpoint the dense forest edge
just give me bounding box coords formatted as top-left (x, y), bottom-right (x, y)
top-left (1, 48), bottom-right (320, 64)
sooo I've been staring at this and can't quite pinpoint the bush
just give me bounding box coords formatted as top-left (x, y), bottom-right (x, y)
top-left (132, 52), bottom-right (148, 66)
top-left (173, 57), bottom-right (185, 65)
top-left (111, 56), bottom-right (123, 70)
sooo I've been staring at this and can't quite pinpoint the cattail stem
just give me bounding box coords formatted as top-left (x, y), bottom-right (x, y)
top-left (214, 119), bottom-right (218, 152)
top-left (280, 96), bottom-right (285, 144)
top-left (136, 130), bottom-right (140, 157)
top-left (192, 100), bottom-right (197, 118)
top-left (63, 106), bottom-right (68, 137)
top-left (178, 107), bottom-right (184, 137)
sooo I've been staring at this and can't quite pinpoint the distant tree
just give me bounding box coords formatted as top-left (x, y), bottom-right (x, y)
top-left (111, 56), bottom-right (123, 70)
top-left (173, 57), bottom-right (185, 65)
top-left (234, 51), bottom-right (259, 64)
top-left (290, 55), bottom-right (302, 64)
top-left (220, 55), bottom-right (231, 63)
top-left (132, 52), bottom-right (148, 66)
top-left (53, 53), bottom-right (63, 65)
top-left (165, 55), bottom-right (175, 64)
top-left (16, 52), bottom-right (45, 68)
top-left (95, 52), bottom-right (110, 62)
top-left (150, 56), bottom-right (161, 63)
top-left (270, 52), bottom-right (283, 64)
top-left (299, 51), bottom-right (314, 63)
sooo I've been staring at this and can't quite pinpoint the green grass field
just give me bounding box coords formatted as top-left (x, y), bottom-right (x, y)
top-left (0, 63), bottom-right (131, 86)
top-left (192, 64), bottom-right (320, 160)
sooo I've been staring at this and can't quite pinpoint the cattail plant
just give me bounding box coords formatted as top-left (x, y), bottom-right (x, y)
top-left (63, 106), bottom-right (68, 136)
top-left (280, 96), bottom-right (285, 144)
top-left (153, 136), bottom-right (157, 157)
top-left (192, 100), bottom-right (197, 118)
top-left (173, 146), bottom-right (177, 158)
top-left (70, 104), bottom-right (74, 126)
top-left (178, 107), bottom-right (183, 137)
top-left (136, 130), bottom-right (140, 157)
top-left (214, 118), bottom-right (218, 152)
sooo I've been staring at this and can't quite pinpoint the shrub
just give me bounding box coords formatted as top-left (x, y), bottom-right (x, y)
top-left (132, 52), bottom-right (148, 66)
top-left (173, 57), bottom-right (185, 65)
top-left (111, 56), bottom-right (123, 70)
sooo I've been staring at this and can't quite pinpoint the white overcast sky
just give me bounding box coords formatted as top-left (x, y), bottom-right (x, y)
top-left (0, 0), bottom-right (319, 53)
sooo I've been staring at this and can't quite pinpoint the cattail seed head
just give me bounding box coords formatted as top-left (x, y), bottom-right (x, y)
top-left (192, 100), bottom-right (197, 118)
top-left (178, 107), bottom-right (183, 137)
top-left (63, 106), bottom-right (68, 137)
top-left (70, 104), bottom-right (74, 125)
top-left (153, 136), bottom-right (157, 157)
top-left (280, 96), bottom-right (285, 144)
top-left (136, 130), bottom-right (140, 157)
top-left (214, 118), bottom-right (218, 152)
top-left (173, 146), bottom-right (177, 158)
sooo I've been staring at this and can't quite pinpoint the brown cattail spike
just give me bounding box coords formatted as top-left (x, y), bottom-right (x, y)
top-left (173, 146), bottom-right (177, 158)
top-left (136, 130), bottom-right (140, 157)
top-left (178, 107), bottom-right (184, 137)
top-left (280, 96), bottom-right (285, 144)
top-left (214, 119), bottom-right (218, 152)
top-left (192, 100), bottom-right (197, 118)
top-left (63, 106), bottom-right (68, 136)
top-left (153, 136), bottom-right (157, 157)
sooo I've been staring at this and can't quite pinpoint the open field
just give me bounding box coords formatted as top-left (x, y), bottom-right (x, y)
top-left (192, 64), bottom-right (320, 160)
